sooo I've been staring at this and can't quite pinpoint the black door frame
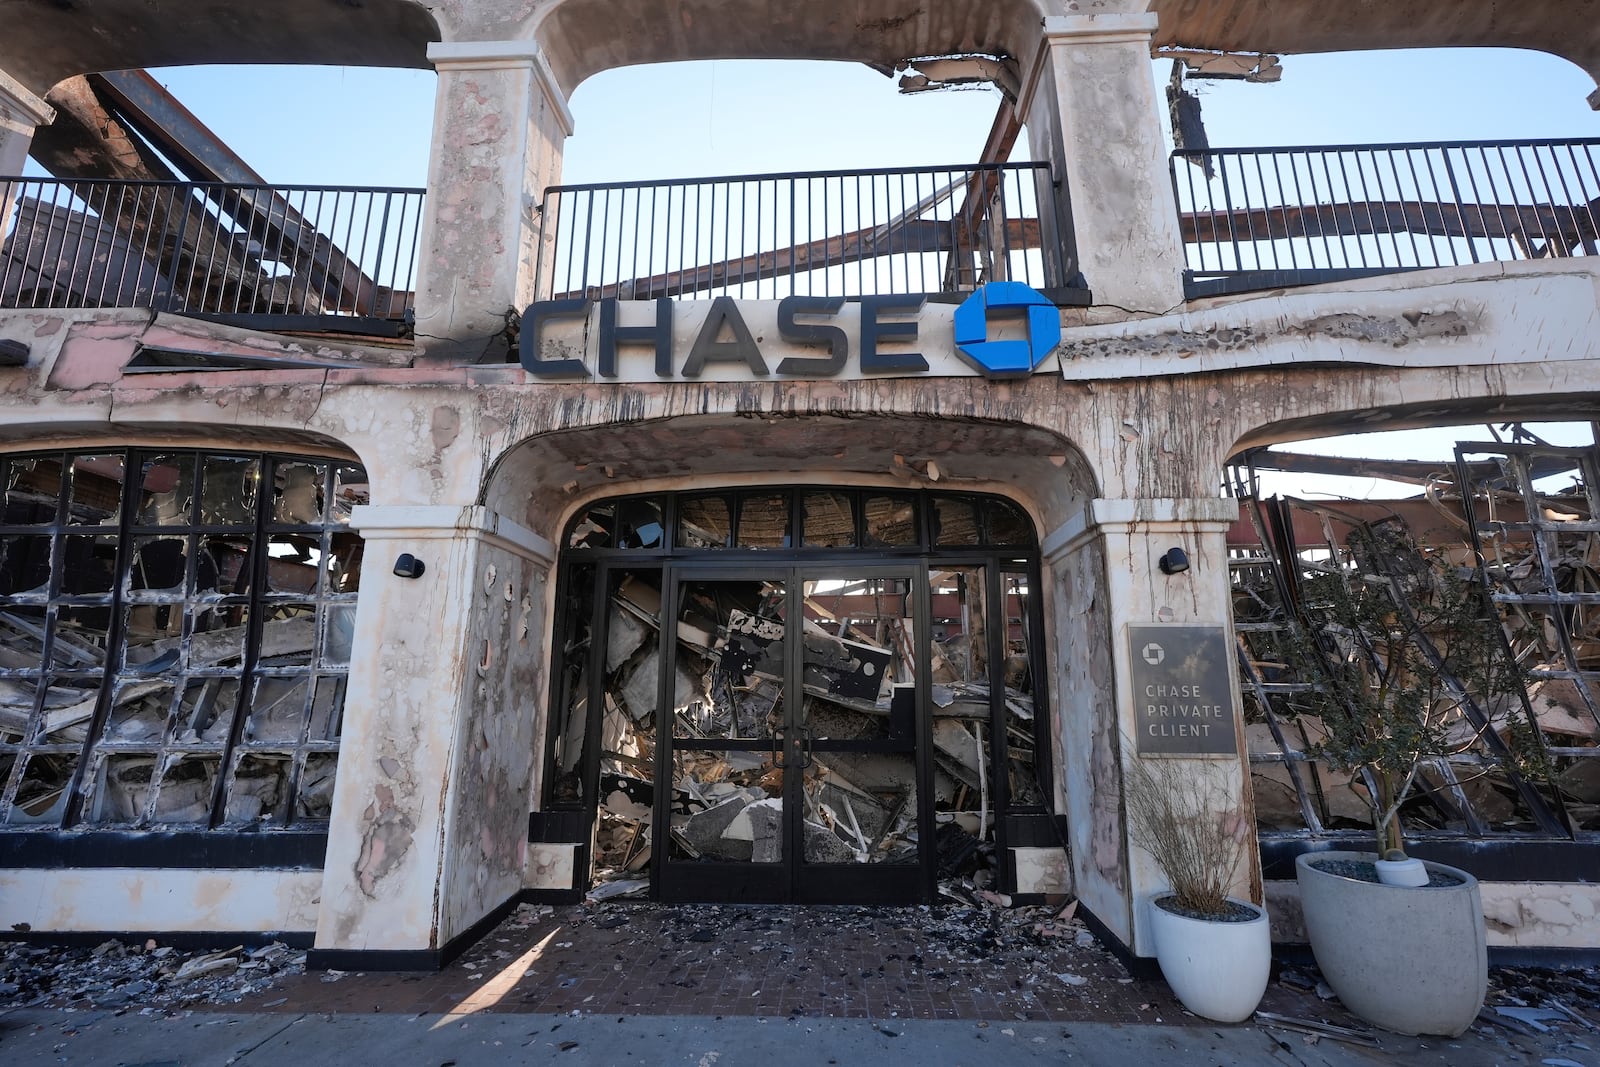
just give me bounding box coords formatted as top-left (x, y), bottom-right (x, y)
top-left (653, 562), bottom-right (935, 904)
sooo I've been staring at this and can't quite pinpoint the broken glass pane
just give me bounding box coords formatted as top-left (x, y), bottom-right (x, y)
top-left (0, 536), bottom-right (53, 598)
top-left (307, 675), bottom-right (345, 741)
top-left (803, 491), bottom-right (855, 548)
top-left (59, 535), bottom-right (118, 596)
top-left (330, 465), bottom-right (367, 524)
top-left (184, 604), bottom-right (251, 669)
top-left (668, 754), bottom-right (781, 863)
top-left (1002, 572), bottom-right (1041, 806)
top-left (53, 603), bottom-right (113, 662)
top-left (3, 456), bottom-right (61, 525)
top-left (296, 752), bottom-right (336, 819)
top-left (272, 461), bottom-right (326, 525)
top-left (567, 503), bottom-right (614, 550)
top-left (245, 674), bottom-right (310, 744)
top-left (328, 533), bottom-right (363, 593)
top-left (0, 605), bottom-right (45, 668)
top-left (862, 494), bottom-right (916, 547)
top-left (171, 675), bottom-right (241, 744)
top-left (101, 677), bottom-right (174, 744)
top-left (200, 455), bottom-right (260, 526)
top-left (10, 751), bottom-right (73, 825)
top-left (66, 454), bottom-right (125, 526)
top-left (985, 498), bottom-right (1033, 546)
top-left (225, 753), bottom-right (288, 823)
top-left (548, 563), bottom-right (596, 808)
top-left (134, 454), bottom-right (196, 526)
top-left (84, 752), bottom-right (155, 824)
top-left (125, 536), bottom-right (190, 601)
top-left (803, 752), bottom-right (917, 865)
top-left (36, 671), bottom-right (98, 744)
top-left (934, 497), bottom-right (980, 546)
top-left (615, 498), bottom-right (664, 549)
top-left (932, 567), bottom-right (988, 685)
top-left (198, 535), bottom-right (251, 595)
top-left (266, 534), bottom-right (321, 594)
top-left (0, 749), bottom-right (16, 809)
top-left (736, 492), bottom-right (790, 548)
top-left (676, 494), bottom-right (730, 549)
top-left (321, 604), bottom-right (356, 666)
top-left (603, 570), bottom-right (662, 785)
top-left (258, 606), bottom-right (316, 668)
top-left (675, 579), bottom-right (784, 741)
top-left (148, 754), bottom-right (219, 825)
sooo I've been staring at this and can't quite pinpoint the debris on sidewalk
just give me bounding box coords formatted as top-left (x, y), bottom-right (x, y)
top-left (0, 937), bottom-right (305, 1012)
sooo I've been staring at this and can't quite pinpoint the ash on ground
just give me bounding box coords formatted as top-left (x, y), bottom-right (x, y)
top-left (0, 938), bottom-right (305, 1013)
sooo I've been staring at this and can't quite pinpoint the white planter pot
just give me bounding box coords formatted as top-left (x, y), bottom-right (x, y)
top-left (1148, 895), bottom-right (1271, 1024)
top-left (1296, 851), bottom-right (1487, 1037)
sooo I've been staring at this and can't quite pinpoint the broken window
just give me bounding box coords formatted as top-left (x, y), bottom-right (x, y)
top-left (1232, 434), bottom-right (1597, 843)
top-left (0, 449), bottom-right (365, 834)
top-left (548, 488), bottom-right (1049, 898)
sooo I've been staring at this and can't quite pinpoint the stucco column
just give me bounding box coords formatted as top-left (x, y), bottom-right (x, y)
top-left (313, 505), bottom-right (554, 961)
top-left (1018, 13), bottom-right (1186, 314)
top-left (1042, 497), bottom-right (1256, 956)
top-left (0, 69), bottom-right (54, 224)
top-left (414, 42), bottom-right (573, 364)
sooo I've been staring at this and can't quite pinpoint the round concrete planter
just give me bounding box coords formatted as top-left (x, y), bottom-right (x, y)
top-left (1148, 895), bottom-right (1271, 1024)
top-left (1295, 851), bottom-right (1487, 1037)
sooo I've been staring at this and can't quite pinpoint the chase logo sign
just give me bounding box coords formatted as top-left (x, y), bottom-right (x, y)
top-left (953, 281), bottom-right (1063, 378)
top-left (518, 281), bottom-right (1061, 382)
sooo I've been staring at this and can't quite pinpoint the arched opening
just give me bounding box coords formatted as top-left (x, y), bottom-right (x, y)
top-left (0, 444), bottom-right (369, 867)
top-left (542, 485), bottom-right (1050, 904)
top-left (1224, 416), bottom-right (1599, 881)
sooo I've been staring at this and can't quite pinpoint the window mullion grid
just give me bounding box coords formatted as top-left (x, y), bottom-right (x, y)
top-left (0, 453), bottom-right (69, 823)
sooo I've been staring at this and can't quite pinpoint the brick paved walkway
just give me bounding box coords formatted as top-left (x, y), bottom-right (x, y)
top-left (246, 901), bottom-right (1205, 1023)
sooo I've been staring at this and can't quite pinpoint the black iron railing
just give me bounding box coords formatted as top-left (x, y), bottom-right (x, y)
top-left (534, 162), bottom-right (1075, 302)
top-left (0, 177), bottom-right (424, 332)
top-left (1172, 139), bottom-right (1600, 298)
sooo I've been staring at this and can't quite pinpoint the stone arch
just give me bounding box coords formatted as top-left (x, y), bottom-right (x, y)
top-left (478, 411), bottom-right (1099, 543)
top-left (531, 0), bottom-right (1051, 97)
top-left (0, 2), bottom-right (441, 97)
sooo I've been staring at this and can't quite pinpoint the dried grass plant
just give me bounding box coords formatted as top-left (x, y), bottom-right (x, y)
top-left (1123, 754), bottom-right (1252, 918)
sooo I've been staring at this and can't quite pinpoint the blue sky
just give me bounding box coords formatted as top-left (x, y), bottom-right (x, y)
top-left (124, 46), bottom-right (1600, 187)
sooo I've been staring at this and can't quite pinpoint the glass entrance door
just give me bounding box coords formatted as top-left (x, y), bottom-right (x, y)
top-left (656, 567), bottom-right (928, 903)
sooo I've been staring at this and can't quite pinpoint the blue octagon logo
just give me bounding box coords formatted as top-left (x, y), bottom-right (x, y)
top-left (952, 281), bottom-right (1062, 378)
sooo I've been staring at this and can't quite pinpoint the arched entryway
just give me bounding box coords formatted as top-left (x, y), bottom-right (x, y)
top-left (541, 486), bottom-right (1051, 904)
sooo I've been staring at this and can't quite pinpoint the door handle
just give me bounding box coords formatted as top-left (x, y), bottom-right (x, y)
top-left (771, 725), bottom-right (788, 770)
top-left (798, 725), bottom-right (814, 770)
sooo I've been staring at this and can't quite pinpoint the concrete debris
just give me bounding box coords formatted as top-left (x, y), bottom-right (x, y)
top-left (0, 938), bottom-right (305, 1012)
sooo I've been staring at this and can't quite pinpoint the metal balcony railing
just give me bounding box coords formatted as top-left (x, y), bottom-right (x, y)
top-left (533, 162), bottom-right (1077, 303)
top-left (0, 177), bottom-right (425, 333)
top-left (1172, 139), bottom-right (1600, 298)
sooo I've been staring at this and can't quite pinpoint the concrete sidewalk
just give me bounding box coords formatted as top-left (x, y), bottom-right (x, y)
top-left (2, 1006), bottom-right (1590, 1066)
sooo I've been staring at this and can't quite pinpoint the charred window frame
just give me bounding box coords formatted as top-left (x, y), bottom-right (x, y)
top-left (541, 487), bottom-right (1051, 825)
top-left (0, 448), bottom-right (366, 848)
top-left (1231, 443), bottom-right (1600, 878)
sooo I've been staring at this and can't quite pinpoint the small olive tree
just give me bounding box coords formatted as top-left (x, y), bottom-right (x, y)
top-left (1282, 523), bottom-right (1542, 858)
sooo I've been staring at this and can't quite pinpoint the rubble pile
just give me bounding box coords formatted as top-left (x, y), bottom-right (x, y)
top-left (0, 938), bottom-right (306, 1011)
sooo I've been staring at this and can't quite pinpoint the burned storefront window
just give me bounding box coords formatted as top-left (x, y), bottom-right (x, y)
top-left (0, 449), bottom-right (367, 833)
top-left (1231, 433), bottom-right (1600, 845)
top-left (547, 488), bottom-right (1050, 900)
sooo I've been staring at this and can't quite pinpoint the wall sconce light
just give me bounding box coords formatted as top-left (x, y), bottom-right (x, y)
top-left (393, 553), bottom-right (426, 579)
top-left (1158, 547), bottom-right (1189, 575)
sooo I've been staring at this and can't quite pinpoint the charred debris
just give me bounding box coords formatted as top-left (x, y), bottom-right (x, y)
top-left (1232, 430), bottom-right (1600, 841)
